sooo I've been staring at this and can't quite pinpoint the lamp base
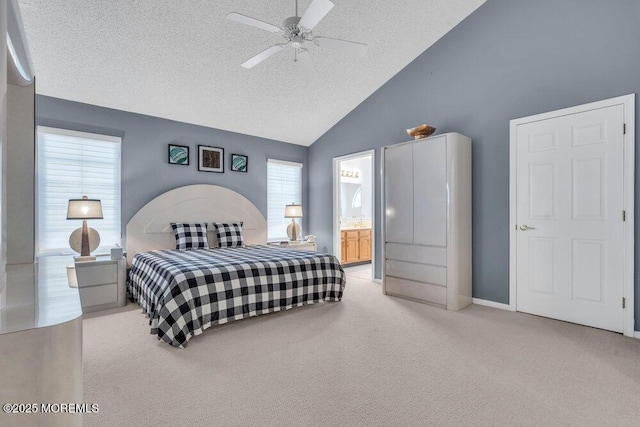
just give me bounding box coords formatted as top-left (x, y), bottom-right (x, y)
top-left (287, 221), bottom-right (301, 241)
top-left (69, 227), bottom-right (100, 254)
top-left (74, 255), bottom-right (97, 262)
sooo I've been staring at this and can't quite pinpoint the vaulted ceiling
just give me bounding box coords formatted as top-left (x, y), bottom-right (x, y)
top-left (18, 0), bottom-right (485, 146)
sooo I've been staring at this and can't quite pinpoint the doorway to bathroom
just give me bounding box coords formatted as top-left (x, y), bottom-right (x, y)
top-left (333, 150), bottom-right (375, 281)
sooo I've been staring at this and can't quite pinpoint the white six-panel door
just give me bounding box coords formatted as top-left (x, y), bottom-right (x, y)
top-left (514, 103), bottom-right (628, 333)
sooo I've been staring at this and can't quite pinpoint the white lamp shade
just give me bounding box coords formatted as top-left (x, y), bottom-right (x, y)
top-left (284, 203), bottom-right (303, 218)
top-left (67, 198), bottom-right (103, 220)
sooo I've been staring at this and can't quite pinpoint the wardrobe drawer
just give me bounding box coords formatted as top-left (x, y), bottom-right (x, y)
top-left (385, 277), bottom-right (446, 306)
top-left (385, 259), bottom-right (447, 286)
top-left (385, 243), bottom-right (447, 266)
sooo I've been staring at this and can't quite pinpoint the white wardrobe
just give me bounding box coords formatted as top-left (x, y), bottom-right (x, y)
top-left (382, 132), bottom-right (472, 311)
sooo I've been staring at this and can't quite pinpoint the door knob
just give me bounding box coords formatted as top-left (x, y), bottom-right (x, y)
top-left (519, 224), bottom-right (536, 231)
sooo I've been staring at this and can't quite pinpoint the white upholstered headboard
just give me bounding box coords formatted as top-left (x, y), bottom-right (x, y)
top-left (126, 184), bottom-right (267, 264)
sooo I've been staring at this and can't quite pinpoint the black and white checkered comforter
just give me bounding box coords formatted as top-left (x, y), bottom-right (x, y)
top-left (128, 245), bottom-right (346, 348)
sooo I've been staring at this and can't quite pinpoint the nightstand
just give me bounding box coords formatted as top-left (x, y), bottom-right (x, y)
top-left (268, 241), bottom-right (317, 252)
top-left (74, 255), bottom-right (127, 313)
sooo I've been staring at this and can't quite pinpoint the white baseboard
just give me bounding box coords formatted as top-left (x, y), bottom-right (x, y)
top-left (472, 298), bottom-right (510, 311)
top-left (472, 299), bottom-right (639, 336)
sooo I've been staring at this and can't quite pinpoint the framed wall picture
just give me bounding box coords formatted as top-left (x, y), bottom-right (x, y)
top-left (231, 154), bottom-right (248, 172)
top-left (198, 145), bottom-right (224, 173)
top-left (168, 144), bottom-right (189, 165)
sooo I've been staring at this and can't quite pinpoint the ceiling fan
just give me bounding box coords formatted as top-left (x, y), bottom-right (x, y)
top-left (226, 0), bottom-right (368, 78)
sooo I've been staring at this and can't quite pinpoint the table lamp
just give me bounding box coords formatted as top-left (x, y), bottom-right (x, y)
top-left (67, 196), bottom-right (103, 260)
top-left (284, 203), bottom-right (303, 241)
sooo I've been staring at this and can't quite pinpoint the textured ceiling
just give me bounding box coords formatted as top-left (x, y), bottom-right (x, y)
top-left (18, 0), bottom-right (485, 146)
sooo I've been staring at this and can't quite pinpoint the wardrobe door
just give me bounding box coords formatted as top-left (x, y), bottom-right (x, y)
top-left (413, 136), bottom-right (447, 247)
top-left (384, 144), bottom-right (414, 244)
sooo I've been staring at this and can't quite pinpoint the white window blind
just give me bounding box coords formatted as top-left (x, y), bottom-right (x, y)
top-left (36, 127), bottom-right (122, 256)
top-left (267, 159), bottom-right (302, 241)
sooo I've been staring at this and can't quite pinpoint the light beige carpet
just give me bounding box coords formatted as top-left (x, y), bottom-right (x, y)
top-left (82, 269), bottom-right (640, 426)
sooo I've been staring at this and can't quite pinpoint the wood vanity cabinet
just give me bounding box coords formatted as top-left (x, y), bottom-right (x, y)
top-left (358, 230), bottom-right (371, 260)
top-left (341, 229), bottom-right (372, 265)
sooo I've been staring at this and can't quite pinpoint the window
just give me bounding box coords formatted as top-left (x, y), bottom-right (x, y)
top-left (267, 159), bottom-right (302, 241)
top-left (36, 127), bottom-right (121, 256)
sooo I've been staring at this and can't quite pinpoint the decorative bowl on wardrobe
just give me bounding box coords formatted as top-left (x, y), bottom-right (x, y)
top-left (406, 124), bottom-right (436, 140)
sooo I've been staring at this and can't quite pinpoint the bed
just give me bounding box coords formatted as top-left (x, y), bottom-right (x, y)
top-left (126, 184), bottom-right (346, 348)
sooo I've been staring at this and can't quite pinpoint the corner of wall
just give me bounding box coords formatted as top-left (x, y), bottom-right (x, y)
top-left (5, 82), bottom-right (35, 265)
top-left (0, 0), bottom-right (8, 310)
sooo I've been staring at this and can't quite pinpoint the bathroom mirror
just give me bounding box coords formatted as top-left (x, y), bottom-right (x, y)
top-left (340, 183), bottom-right (362, 217)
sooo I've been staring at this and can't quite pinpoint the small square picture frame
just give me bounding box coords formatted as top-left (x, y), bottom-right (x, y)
top-left (168, 144), bottom-right (189, 165)
top-left (198, 145), bottom-right (224, 173)
top-left (231, 154), bottom-right (248, 172)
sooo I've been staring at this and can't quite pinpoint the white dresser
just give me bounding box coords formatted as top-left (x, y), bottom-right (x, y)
top-left (382, 132), bottom-right (472, 311)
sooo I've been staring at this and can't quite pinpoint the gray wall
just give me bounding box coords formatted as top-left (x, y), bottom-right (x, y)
top-left (307, 0), bottom-right (640, 330)
top-left (35, 95), bottom-right (308, 243)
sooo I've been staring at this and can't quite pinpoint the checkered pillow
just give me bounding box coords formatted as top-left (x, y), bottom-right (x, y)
top-left (212, 222), bottom-right (245, 248)
top-left (170, 223), bottom-right (209, 250)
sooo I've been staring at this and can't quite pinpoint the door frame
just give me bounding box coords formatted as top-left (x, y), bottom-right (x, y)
top-left (509, 94), bottom-right (635, 337)
top-left (333, 150), bottom-right (376, 280)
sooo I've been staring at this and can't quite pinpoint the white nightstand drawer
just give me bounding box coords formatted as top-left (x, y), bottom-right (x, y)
top-left (78, 282), bottom-right (118, 307)
top-left (268, 242), bottom-right (317, 252)
top-left (75, 263), bottom-right (117, 286)
top-left (289, 242), bottom-right (316, 252)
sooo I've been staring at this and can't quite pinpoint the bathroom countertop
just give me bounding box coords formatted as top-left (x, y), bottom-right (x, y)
top-left (0, 256), bottom-right (82, 335)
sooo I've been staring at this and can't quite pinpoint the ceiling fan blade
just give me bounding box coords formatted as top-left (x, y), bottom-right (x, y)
top-left (313, 36), bottom-right (368, 57)
top-left (298, 0), bottom-right (334, 31)
top-left (297, 50), bottom-right (317, 81)
top-left (241, 44), bottom-right (287, 69)
top-left (226, 12), bottom-right (282, 33)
